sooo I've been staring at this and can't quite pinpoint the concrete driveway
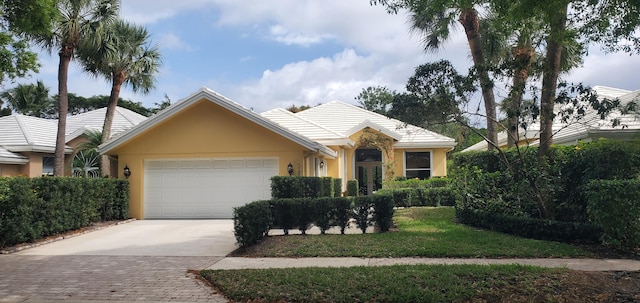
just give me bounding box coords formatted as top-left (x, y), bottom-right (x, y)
top-left (16, 220), bottom-right (238, 257)
top-left (1, 220), bottom-right (236, 302)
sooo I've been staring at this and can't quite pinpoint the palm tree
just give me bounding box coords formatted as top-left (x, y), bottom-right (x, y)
top-left (33, 0), bottom-right (119, 176)
top-left (72, 129), bottom-right (103, 178)
top-left (373, 0), bottom-right (499, 150)
top-left (0, 81), bottom-right (52, 117)
top-left (77, 19), bottom-right (161, 177)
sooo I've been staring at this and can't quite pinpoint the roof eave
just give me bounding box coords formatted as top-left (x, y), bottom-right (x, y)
top-left (394, 141), bottom-right (457, 149)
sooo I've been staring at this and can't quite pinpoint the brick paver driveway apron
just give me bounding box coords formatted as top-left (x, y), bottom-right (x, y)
top-left (0, 220), bottom-right (236, 302)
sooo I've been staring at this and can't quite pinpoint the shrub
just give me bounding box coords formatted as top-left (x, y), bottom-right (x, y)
top-left (301, 177), bottom-right (323, 198)
top-left (333, 197), bottom-right (352, 234)
top-left (312, 197), bottom-right (335, 234)
top-left (233, 200), bottom-right (272, 247)
top-left (455, 208), bottom-right (601, 243)
top-left (293, 198), bottom-right (314, 235)
top-left (271, 176), bottom-right (303, 198)
top-left (377, 188), bottom-right (411, 207)
top-left (0, 177), bottom-right (129, 248)
top-left (385, 178), bottom-right (453, 189)
top-left (353, 196), bottom-right (373, 234)
top-left (333, 178), bottom-right (342, 197)
top-left (347, 180), bottom-right (358, 196)
top-left (371, 194), bottom-right (394, 232)
top-left (585, 179), bottom-right (640, 251)
top-left (320, 177), bottom-right (334, 197)
top-left (270, 199), bottom-right (297, 235)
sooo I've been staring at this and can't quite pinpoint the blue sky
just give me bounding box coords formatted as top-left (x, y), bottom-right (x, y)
top-left (10, 0), bottom-right (640, 114)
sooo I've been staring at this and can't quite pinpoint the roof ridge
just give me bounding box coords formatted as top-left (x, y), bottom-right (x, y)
top-left (13, 114), bottom-right (34, 145)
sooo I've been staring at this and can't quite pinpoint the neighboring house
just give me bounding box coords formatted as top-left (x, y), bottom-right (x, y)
top-left (0, 107), bottom-right (147, 177)
top-left (99, 87), bottom-right (456, 220)
top-left (463, 86), bottom-right (640, 152)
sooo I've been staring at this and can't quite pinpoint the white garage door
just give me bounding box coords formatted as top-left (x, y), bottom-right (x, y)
top-left (144, 158), bottom-right (277, 219)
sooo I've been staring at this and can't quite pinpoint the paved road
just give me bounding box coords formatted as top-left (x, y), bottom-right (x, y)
top-left (1, 220), bottom-right (237, 303)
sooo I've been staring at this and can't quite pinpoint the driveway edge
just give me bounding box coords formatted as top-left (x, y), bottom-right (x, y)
top-left (0, 219), bottom-right (137, 254)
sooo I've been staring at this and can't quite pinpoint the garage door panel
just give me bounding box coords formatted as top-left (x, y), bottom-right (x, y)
top-left (144, 158), bottom-right (277, 219)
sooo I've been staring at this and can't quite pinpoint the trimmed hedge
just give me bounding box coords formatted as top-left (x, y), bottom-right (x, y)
top-left (271, 176), bottom-right (342, 199)
top-left (377, 187), bottom-right (457, 207)
top-left (232, 195), bottom-right (395, 247)
top-left (455, 208), bottom-right (602, 244)
top-left (347, 180), bottom-right (358, 196)
top-left (233, 200), bottom-right (272, 247)
top-left (585, 180), bottom-right (640, 251)
top-left (0, 177), bottom-right (129, 248)
top-left (386, 177), bottom-right (453, 189)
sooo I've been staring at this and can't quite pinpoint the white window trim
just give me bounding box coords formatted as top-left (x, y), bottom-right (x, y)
top-left (403, 150), bottom-right (433, 179)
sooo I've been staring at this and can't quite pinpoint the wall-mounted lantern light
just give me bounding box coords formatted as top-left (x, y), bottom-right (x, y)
top-left (123, 165), bottom-right (131, 179)
top-left (287, 162), bottom-right (294, 176)
top-left (319, 160), bottom-right (324, 170)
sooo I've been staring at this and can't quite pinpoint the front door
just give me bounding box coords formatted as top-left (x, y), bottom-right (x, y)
top-left (355, 148), bottom-right (382, 195)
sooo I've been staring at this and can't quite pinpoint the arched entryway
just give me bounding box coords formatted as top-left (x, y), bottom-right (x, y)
top-left (355, 148), bottom-right (382, 195)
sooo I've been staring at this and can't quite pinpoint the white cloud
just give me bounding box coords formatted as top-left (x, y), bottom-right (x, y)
top-left (158, 33), bottom-right (195, 51)
top-left (268, 25), bottom-right (333, 47)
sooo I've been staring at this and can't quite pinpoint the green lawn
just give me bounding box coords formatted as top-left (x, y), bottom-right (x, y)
top-left (233, 207), bottom-right (592, 258)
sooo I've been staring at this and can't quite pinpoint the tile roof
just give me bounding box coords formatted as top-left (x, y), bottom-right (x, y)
top-left (294, 100), bottom-right (456, 148)
top-left (0, 114), bottom-right (61, 153)
top-left (260, 108), bottom-right (352, 146)
top-left (66, 107), bottom-right (148, 140)
top-left (0, 145), bottom-right (28, 164)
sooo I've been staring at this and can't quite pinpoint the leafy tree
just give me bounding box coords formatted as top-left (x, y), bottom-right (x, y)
top-left (33, 0), bottom-right (120, 176)
top-left (0, 81), bottom-right (52, 117)
top-left (371, 0), bottom-right (499, 150)
top-left (0, 0), bottom-right (57, 85)
top-left (356, 86), bottom-right (395, 115)
top-left (76, 19), bottom-right (160, 176)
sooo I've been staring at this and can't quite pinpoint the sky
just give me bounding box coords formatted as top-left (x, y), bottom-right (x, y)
top-left (10, 0), bottom-right (640, 114)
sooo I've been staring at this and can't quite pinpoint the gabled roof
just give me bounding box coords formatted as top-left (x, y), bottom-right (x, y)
top-left (260, 108), bottom-right (353, 146)
top-left (66, 107), bottom-right (148, 141)
top-left (98, 87), bottom-right (338, 158)
top-left (0, 114), bottom-right (71, 153)
top-left (295, 101), bottom-right (456, 148)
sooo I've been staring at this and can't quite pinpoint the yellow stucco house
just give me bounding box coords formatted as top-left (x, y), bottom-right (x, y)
top-left (99, 87), bottom-right (456, 219)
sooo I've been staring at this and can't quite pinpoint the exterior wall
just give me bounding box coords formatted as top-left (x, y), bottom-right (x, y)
top-left (106, 99), bottom-right (311, 219)
top-left (19, 152), bottom-right (43, 177)
top-left (0, 164), bottom-right (21, 176)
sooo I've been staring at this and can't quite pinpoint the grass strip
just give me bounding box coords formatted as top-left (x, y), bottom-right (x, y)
top-left (234, 207), bottom-right (591, 258)
top-left (202, 264), bottom-right (567, 303)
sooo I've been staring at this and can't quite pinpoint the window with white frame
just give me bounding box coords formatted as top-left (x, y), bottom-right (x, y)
top-left (405, 151), bottom-right (431, 179)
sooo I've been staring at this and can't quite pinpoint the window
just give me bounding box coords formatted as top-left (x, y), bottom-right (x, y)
top-left (405, 151), bottom-right (431, 179)
top-left (42, 156), bottom-right (54, 176)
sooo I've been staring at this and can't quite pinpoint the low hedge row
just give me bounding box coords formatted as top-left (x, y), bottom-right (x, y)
top-left (585, 179), bottom-right (640, 251)
top-left (271, 176), bottom-right (343, 198)
top-left (455, 208), bottom-right (602, 244)
top-left (377, 187), bottom-right (457, 207)
top-left (386, 177), bottom-right (453, 189)
top-left (0, 177), bottom-right (129, 248)
top-left (233, 195), bottom-right (394, 247)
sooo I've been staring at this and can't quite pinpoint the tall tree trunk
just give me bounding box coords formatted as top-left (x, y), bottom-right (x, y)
top-left (54, 44), bottom-right (73, 176)
top-left (507, 43), bottom-right (535, 148)
top-left (538, 4), bottom-right (568, 160)
top-left (459, 8), bottom-right (498, 150)
top-left (100, 73), bottom-right (125, 177)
